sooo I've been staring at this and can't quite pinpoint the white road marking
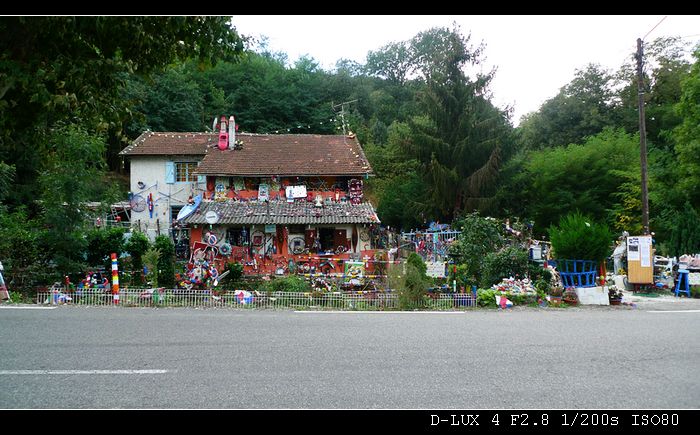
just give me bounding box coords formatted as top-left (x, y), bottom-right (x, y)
top-left (295, 310), bottom-right (467, 314)
top-left (0, 306), bottom-right (56, 310)
top-left (0, 370), bottom-right (171, 375)
top-left (647, 310), bottom-right (700, 313)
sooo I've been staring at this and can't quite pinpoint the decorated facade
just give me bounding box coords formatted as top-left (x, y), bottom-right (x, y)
top-left (120, 118), bottom-right (380, 276)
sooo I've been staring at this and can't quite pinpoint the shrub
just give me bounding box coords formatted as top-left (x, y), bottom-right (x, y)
top-left (548, 212), bottom-right (612, 261)
top-left (260, 276), bottom-right (311, 293)
top-left (406, 252), bottom-right (427, 278)
top-left (481, 246), bottom-right (529, 287)
top-left (154, 235), bottom-right (175, 288)
top-left (86, 227), bottom-right (126, 269)
top-left (450, 212), bottom-right (505, 286)
top-left (125, 231), bottom-right (150, 285)
top-left (476, 289), bottom-right (497, 307)
top-left (398, 263), bottom-right (427, 310)
top-left (142, 247), bottom-right (161, 287)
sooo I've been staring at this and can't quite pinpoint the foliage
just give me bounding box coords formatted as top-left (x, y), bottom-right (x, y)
top-left (153, 235), bottom-right (175, 288)
top-left (397, 263), bottom-right (428, 310)
top-left (548, 212), bottom-right (612, 262)
top-left (125, 231), bottom-right (150, 286)
top-left (517, 63), bottom-right (618, 150)
top-left (226, 262), bottom-right (244, 283)
top-left (664, 203), bottom-right (700, 256)
top-left (449, 212), bottom-right (504, 286)
top-left (480, 246), bottom-right (529, 287)
top-left (406, 252), bottom-right (428, 279)
top-left (85, 227), bottom-right (126, 268)
top-left (39, 124), bottom-right (109, 276)
top-left (476, 289), bottom-right (497, 307)
top-left (142, 247), bottom-right (161, 287)
top-left (518, 128), bottom-right (641, 233)
top-left (0, 17), bottom-right (244, 209)
top-left (673, 48), bottom-right (700, 207)
top-left (260, 276), bottom-right (311, 294)
top-left (0, 162), bottom-right (15, 204)
top-left (403, 26), bottom-right (512, 219)
top-left (0, 207), bottom-right (44, 283)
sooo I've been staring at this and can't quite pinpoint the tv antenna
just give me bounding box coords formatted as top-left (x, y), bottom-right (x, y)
top-left (332, 99), bottom-right (358, 136)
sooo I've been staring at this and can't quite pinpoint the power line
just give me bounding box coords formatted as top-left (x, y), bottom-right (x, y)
top-left (643, 16), bottom-right (667, 41)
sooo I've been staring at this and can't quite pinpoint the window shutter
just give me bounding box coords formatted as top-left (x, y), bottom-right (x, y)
top-left (165, 161), bottom-right (175, 184)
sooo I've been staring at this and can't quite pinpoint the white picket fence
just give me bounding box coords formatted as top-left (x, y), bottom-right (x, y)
top-left (36, 289), bottom-right (477, 310)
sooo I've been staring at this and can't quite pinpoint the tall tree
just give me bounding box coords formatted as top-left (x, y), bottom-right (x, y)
top-left (403, 26), bottom-right (512, 220)
top-left (0, 17), bottom-right (244, 211)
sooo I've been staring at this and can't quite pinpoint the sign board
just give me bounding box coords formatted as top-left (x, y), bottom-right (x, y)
top-left (426, 261), bottom-right (446, 278)
top-left (627, 235), bottom-right (653, 284)
top-left (285, 185), bottom-right (307, 199)
top-left (258, 183), bottom-right (269, 201)
top-left (205, 211), bottom-right (219, 224)
top-left (264, 224), bottom-right (276, 233)
top-left (344, 261), bottom-right (365, 285)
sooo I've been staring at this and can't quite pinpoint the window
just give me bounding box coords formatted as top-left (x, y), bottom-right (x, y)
top-left (175, 162), bottom-right (198, 182)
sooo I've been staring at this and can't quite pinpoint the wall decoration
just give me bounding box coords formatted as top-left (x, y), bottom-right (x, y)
top-left (258, 183), bottom-right (269, 201)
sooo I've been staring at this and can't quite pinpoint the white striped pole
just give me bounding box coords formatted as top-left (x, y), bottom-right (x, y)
top-left (111, 253), bottom-right (119, 305)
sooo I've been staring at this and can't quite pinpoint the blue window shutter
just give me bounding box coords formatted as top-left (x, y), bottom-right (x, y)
top-left (197, 175), bottom-right (206, 184)
top-left (165, 161), bottom-right (175, 184)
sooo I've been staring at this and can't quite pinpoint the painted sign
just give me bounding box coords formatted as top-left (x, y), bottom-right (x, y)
top-left (258, 183), bottom-right (269, 201)
top-left (264, 224), bottom-right (277, 233)
top-left (344, 261), bottom-right (365, 285)
top-left (426, 261), bottom-right (447, 278)
top-left (285, 185), bottom-right (307, 199)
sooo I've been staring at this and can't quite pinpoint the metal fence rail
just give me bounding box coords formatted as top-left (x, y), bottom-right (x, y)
top-left (36, 289), bottom-right (477, 310)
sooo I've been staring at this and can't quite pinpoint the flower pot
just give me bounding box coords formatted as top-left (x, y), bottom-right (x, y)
top-left (609, 298), bottom-right (622, 305)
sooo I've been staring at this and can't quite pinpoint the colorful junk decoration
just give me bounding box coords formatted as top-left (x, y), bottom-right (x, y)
top-left (217, 115), bottom-right (229, 151)
top-left (180, 259), bottom-right (220, 290)
top-left (491, 277), bottom-right (536, 294)
top-left (111, 253), bottom-right (120, 305)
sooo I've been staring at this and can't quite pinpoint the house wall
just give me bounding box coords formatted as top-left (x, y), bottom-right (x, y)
top-left (129, 156), bottom-right (204, 241)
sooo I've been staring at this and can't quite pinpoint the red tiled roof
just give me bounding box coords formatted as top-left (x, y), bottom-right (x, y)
top-left (120, 132), bottom-right (373, 176)
top-left (119, 132), bottom-right (215, 156)
top-left (197, 133), bottom-right (372, 176)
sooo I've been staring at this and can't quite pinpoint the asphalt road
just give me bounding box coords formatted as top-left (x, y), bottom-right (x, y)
top-left (1, 305), bottom-right (698, 409)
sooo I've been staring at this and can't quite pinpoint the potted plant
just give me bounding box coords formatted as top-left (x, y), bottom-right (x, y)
top-left (608, 285), bottom-right (623, 305)
top-left (548, 286), bottom-right (563, 306)
top-left (548, 212), bottom-right (612, 288)
top-left (563, 286), bottom-right (579, 306)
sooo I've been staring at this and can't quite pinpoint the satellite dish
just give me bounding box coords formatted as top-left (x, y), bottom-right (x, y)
top-left (130, 194), bottom-right (146, 212)
top-left (205, 210), bottom-right (219, 224)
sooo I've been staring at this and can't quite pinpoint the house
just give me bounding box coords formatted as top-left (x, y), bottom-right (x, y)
top-left (120, 122), bottom-right (380, 276)
top-left (119, 131), bottom-right (210, 240)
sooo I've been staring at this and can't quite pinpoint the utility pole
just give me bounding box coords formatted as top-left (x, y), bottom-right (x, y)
top-left (636, 38), bottom-right (650, 235)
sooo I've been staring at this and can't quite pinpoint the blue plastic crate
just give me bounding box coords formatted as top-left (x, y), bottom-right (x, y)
top-left (552, 259), bottom-right (597, 288)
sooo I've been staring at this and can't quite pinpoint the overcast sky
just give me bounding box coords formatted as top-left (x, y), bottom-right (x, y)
top-left (230, 15), bottom-right (699, 125)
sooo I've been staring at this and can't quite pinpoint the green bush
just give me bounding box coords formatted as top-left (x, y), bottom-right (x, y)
top-left (477, 289), bottom-right (497, 307)
top-left (450, 212), bottom-right (505, 286)
top-left (481, 246), bottom-right (529, 287)
top-left (260, 276), bottom-right (311, 293)
top-left (142, 247), bottom-right (161, 287)
top-left (406, 252), bottom-right (427, 278)
top-left (125, 231), bottom-right (150, 285)
top-left (398, 263), bottom-right (427, 310)
top-left (548, 212), bottom-right (612, 261)
top-left (154, 235), bottom-right (175, 288)
top-left (86, 227), bottom-right (126, 269)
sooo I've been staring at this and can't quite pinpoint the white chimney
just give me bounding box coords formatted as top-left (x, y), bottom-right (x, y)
top-left (212, 116), bottom-right (218, 132)
top-left (228, 115), bottom-right (235, 149)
